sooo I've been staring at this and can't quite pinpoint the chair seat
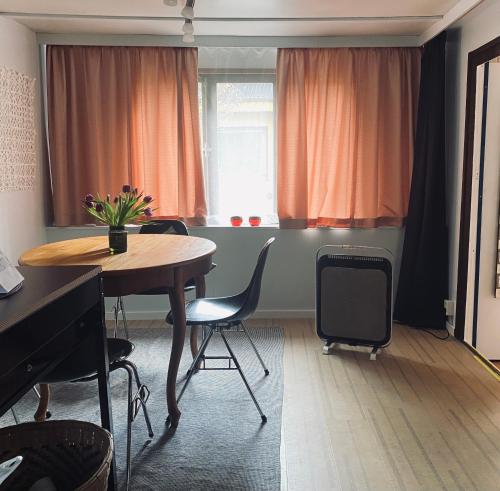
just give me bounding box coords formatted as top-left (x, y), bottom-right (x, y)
top-left (166, 296), bottom-right (244, 326)
top-left (41, 338), bottom-right (134, 384)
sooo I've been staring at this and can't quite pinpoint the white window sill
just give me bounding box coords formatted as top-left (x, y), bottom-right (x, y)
top-left (46, 224), bottom-right (280, 231)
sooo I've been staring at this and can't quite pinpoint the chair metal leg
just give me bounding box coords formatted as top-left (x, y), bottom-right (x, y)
top-left (240, 322), bottom-right (269, 376)
top-left (11, 407), bottom-right (19, 424)
top-left (123, 364), bottom-right (134, 491)
top-left (128, 362), bottom-right (154, 438)
top-left (219, 330), bottom-right (267, 423)
top-left (113, 298), bottom-right (120, 338)
top-left (119, 296), bottom-right (130, 340)
top-left (177, 328), bottom-right (214, 404)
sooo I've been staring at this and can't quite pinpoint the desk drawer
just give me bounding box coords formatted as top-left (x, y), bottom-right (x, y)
top-left (0, 278), bottom-right (101, 378)
top-left (0, 304), bottom-right (101, 416)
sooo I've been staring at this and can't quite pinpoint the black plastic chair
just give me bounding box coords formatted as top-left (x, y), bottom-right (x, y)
top-left (166, 237), bottom-right (275, 423)
top-left (114, 219), bottom-right (211, 338)
top-left (37, 337), bottom-right (153, 491)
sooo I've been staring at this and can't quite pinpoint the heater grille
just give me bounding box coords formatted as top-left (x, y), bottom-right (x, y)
top-left (316, 254), bottom-right (392, 346)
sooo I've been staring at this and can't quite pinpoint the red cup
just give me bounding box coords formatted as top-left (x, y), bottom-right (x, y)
top-left (230, 215), bottom-right (243, 227)
top-left (249, 216), bottom-right (261, 227)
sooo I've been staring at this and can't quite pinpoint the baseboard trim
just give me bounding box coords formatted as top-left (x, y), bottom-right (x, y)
top-left (446, 321), bottom-right (455, 336)
top-left (105, 309), bottom-right (315, 321)
top-left (461, 340), bottom-right (500, 380)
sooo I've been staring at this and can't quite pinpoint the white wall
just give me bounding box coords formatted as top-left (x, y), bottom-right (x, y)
top-left (445, 0), bottom-right (500, 333)
top-left (0, 18), bottom-right (46, 263)
top-left (47, 226), bottom-right (404, 318)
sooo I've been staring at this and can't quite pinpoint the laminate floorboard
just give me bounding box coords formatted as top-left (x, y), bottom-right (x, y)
top-left (274, 319), bottom-right (500, 491)
top-left (128, 319), bottom-right (500, 491)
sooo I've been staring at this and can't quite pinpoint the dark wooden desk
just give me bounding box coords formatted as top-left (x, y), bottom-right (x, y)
top-left (0, 266), bottom-right (116, 490)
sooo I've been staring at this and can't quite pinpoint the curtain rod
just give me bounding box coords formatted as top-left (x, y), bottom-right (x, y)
top-left (36, 34), bottom-right (421, 48)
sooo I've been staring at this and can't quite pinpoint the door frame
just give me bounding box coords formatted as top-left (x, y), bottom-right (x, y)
top-left (455, 36), bottom-right (500, 340)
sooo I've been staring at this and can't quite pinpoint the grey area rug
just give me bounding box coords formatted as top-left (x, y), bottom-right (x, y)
top-left (2, 326), bottom-right (284, 491)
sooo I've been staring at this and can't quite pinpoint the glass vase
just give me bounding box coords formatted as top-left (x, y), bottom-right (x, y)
top-left (108, 226), bottom-right (127, 254)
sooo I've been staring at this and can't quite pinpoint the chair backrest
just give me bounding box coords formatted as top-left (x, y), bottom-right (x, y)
top-left (139, 219), bottom-right (189, 236)
top-left (234, 237), bottom-right (275, 320)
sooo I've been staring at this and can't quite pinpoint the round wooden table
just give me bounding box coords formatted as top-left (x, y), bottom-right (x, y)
top-left (19, 234), bottom-right (216, 428)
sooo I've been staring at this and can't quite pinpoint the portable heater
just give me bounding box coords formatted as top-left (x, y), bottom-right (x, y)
top-left (316, 245), bottom-right (393, 360)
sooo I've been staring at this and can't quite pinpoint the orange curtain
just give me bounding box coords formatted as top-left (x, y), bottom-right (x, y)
top-left (46, 45), bottom-right (206, 226)
top-left (277, 48), bottom-right (421, 228)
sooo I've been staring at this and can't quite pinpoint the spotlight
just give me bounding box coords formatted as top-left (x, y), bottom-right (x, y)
top-left (181, 2), bottom-right (194, 19)
top-left (182, 33), bottom-right (195, 43)
top-left (163, 0), bottom-right (177, 5)
top-left (182, 20), bottom-right (194, 34)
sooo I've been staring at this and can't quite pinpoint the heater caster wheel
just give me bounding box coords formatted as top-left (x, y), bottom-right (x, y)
top-left (323, 342), bottom-right (336, 355)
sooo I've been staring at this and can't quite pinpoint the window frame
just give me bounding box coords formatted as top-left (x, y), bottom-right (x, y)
top-left (198, 71), bottom-right (277, 224)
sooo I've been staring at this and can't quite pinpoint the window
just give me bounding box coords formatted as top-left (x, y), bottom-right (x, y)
top-left (199, 73), bottom-right (276, 225)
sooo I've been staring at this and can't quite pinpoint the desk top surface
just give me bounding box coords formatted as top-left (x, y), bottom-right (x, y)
top-left (19, 235), bottom-right (216, 276)
top-left (0, 265), bottom-right (101, 333)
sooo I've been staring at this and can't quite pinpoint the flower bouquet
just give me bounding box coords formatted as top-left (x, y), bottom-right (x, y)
top-left (83, 185), bottom-right (155, 253)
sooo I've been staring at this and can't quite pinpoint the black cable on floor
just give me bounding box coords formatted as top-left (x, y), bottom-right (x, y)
top-left (394, 320), bottom-right (451, 341)
top-left (421, 328), bottom-right (450, 341)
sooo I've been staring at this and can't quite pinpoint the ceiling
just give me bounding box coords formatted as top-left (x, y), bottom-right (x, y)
top-left (0, 0), bottom-right (484, 43)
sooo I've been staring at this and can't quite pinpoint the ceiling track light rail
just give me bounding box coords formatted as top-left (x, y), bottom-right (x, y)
top-left (164, 0), bottom-right (195, 43)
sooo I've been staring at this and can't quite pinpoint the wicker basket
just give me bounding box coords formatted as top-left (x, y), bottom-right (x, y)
top-left (0, 420), bottom-right (113, 491)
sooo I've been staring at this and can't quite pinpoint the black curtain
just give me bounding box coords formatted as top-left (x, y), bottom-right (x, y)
top-left (394, 32), bottom-right (448, 330)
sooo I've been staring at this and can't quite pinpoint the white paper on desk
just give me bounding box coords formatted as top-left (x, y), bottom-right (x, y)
top-left (0, 249), bottom-right (24, 295)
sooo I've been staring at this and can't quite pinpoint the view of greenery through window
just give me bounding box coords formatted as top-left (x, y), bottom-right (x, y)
top-left (198, 76), bottom-right (276, 225)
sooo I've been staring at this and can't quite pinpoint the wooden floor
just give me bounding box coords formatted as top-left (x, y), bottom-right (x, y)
top-left (270, 319), bottom-right (500, 491)
top-left (128, 319), bottom-right (500, 490)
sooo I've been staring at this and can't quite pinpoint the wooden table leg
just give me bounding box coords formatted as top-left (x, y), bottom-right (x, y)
top-left (166, 272), bottom-right (187, 428)
top-left (189, 275), bottom-right (206, 359)
top-left (34, 384), bottom-right (50, 422)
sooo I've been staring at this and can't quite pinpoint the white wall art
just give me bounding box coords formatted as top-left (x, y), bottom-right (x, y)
top-left (0, 66), bottom-right (36, 192)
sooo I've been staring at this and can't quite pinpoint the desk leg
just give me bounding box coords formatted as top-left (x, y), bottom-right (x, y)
top-left (94, 302), bottom-right (117, 490)
top-left (167, 274), bottom-right (186, 428)
top-left (189, 275), bottom-right (206, 360)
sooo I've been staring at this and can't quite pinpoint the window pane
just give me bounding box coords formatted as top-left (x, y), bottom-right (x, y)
top-left (212, 82), bottom-right (275, 223)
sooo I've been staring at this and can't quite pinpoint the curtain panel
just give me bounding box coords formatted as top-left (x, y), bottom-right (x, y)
top-left (394, 32), bottom-right (448, 330)
top-left (276, 48), bottom-right (421, 228)
top-left (46, 45), bottom-right (206, 226)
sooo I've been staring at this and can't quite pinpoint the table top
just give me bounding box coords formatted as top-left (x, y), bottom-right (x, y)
top-left (19, 235), bottom-right (217, 277)
top-left (0, 265), bottom-right (101, 334)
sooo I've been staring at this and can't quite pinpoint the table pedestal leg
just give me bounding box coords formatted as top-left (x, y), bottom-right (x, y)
top-left (167, 275), bottom-right (186, 428)
top-left (189, 275), bottom-right (206, 360)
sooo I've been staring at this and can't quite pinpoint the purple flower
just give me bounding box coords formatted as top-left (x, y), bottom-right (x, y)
top-left (85, 194), bottom-right (94, 202)
top-left (122, 184), bottom-right (131, 193)
top-left (144, 207), bottom-right (153, 217)
top-left (143, 195), bottom-right (153, 204)
top-left (95, 203), bottom-right (104, 213)
top-left (84, 200), bottom-right (94, 208)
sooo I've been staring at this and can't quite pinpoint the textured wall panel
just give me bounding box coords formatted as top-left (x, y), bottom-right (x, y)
top-left (0, 66), bottom-right (36, 192)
